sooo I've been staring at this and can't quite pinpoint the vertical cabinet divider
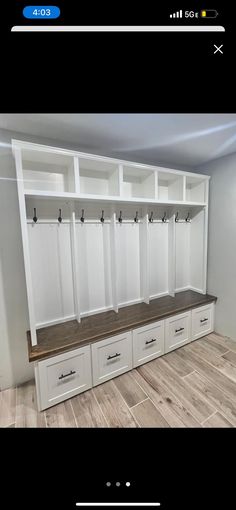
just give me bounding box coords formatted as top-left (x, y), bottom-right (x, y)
top-left (140, 211), bottom-right (149, 304)
top-left (118, 164), bottom-right (123, 197)
top-left (168, 213), bottom-right (176, 297)
top-left (14, 147), bottom-right (38, 346)
top-left (110, 211), bottom-right (118, 313)
top-left (74, 156), bottom-right (80, 194)
top-left (70, 207), bottom-right (81, 323)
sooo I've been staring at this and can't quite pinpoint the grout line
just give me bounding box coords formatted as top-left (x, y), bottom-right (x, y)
top-left (181, 370), bottom-right (196, 379)
top-left (130, 397), bottom-right (149, 409)
top-left (132, 366), bottom-right (192, 428)
top-left (201, 410), bottom-right (217, 425)
top-left (69, 398), bottom-right (78, 428)
top-left (92, 388), bottom-right (110, 428)
top-left (111, 380), bottom-right (141, 428)
top-left (129, 369), bottom-right (149, 398)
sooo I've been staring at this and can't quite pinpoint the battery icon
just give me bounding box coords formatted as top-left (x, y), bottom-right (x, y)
top-left (201, 9), bottom-right (218, 18)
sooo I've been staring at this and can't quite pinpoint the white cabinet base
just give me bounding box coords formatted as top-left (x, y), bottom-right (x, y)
top-left (133, 320), bottom-right (164, 367)
top-left (165, 311), bottom-right (191, 353)
top-left (35, 346), bottom-right (92, 411)
top-left (91, 331), bottom-right (132, 386)
top-left (192, 303), bottom-right (214, 341)
top-left (34, 303), bottom-right (215, 411)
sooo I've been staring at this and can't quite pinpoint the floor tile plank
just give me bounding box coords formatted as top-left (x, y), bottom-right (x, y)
top-left (0, 387), bottom-right (16, 428)
top-left (131, 399), bottom-right (170, 428)
top-left (147, 357), bottom-right (215, 423)
top-left (113, 372), bottom-right (148, 408)
top-left (45, 400), bottom-right (77, 428)
top-left (207, 333), bottom-right (236, 353)
top-left (203, 411), bottom-right (233, 428)
top-left (161, 350), bottom-right (194, 377)
top-left (15, 381), bottom-right (46, 428)
top-left (134, 366), bottom-right (200, 427)
top-left (93, 380), bottom-right (138, 428)
top-left (184, 371), bottom-right (236, 425)
top-left (71, 390), bottom-right (108, 427)
top-left (175, 347), bottom-right (236, 401)
top-left (222, 350), bottom-right (236, 367)
top-left (187, 341), bottom-right (236, 382)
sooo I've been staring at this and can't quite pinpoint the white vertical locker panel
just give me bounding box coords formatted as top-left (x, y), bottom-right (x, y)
top-left (116, 223), bottom-right (141, 305)
top-left (28, 223), bottom-right (75, 326)
top-left (175, 223), bottom-right (190, 291)
top-left (77, 223), bottom-right (113, 314)
top-left (149, 223), bottom-right (168, 297)
top-left (190, 210), bottom-right (205, 292)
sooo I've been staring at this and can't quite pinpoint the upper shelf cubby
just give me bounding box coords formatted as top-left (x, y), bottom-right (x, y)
top-left (121, 166), bottom-right (156, 199)
top-left (158, 171), bottom-right (184, 201)
top-left (185, 176), bottom-right (206, 203)
top-left (79, 158), bottom-right (119, 196)
top-left (13, 141), bottom-right (209, 205)
top-left (21, 148), bottom-right (75, 193)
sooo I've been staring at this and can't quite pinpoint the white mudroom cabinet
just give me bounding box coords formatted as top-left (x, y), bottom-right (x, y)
top-left (13, 140), bottom-right (216, 410)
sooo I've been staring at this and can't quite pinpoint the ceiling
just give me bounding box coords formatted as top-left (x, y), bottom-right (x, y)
top-left (1, 114), bottom-right (236, 169)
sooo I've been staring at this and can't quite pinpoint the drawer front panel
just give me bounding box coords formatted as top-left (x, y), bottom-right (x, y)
top-left (133, 320), bottom-right (164, 367)
top-left (192, 304), bottom-right (214, 340)
top-left (92, 332), bottom-right (132, 386)
top-left (165, 311), bottom-right (191, 353)
top-left (37, 346), bottom-right (92, 410)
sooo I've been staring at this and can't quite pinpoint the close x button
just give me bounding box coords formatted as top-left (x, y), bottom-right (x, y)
top-left (213, 44), bottom-right (224, 54)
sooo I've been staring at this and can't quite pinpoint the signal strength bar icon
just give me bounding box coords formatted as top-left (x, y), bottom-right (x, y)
top-left (170, 10), bottom-right (183, 18)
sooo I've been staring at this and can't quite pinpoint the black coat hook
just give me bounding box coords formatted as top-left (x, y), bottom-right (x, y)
top-left (58, 209), bottom-right (62, 223)
top-left (118, 211), bottom-right (122, 223)
top-left (80, 209), bottom-right (85, 223)
top-left (175, 212), bottom-right (179, 222)
top-left (134, 211), bottom-right (139, 223)
top-left (162, 212), bottom-right (167, 223)
top-left (186, 212), bottom-right (191, 222)
top-left (149, 211), bottom-right (154, 223)
top-left (100, 210), bottom-right (105, 223)
top-left (33, 208), bottom-right (38, 223)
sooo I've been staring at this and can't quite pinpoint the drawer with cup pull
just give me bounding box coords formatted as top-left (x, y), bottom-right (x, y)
top-left (91, 331), bottom-right (132, 386)
top-left (192, 303), bottom-right (214, 341)
top-left (35, 345), bottom-right (92, 410)
top-left (133, 320), bottom-right (165, 367)
top-left (165, 311), bottom-right (191, 353)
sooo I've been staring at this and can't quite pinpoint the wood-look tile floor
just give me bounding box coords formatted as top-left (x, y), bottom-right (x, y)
top-left (1, 332), bottom-right (236, 428)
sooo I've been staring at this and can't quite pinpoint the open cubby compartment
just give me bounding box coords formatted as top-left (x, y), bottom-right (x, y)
top-left (76, 202), bottom-right (115, 316)
top-left (158, 171), bottom-right (184, 201)
top-left (79, 158), bottom-right (119, 196)
top-left (148, 206), bottom-right (173, 300)
top-left (122, 165), bottom-right (156, 199)
top-left (185, 175), bottom-right (206, 203)
top-left (25, 198), bottom-right (76, 328)
top-left (175, 206), bottom-right (206, 294)
top-left (21, 148), bottom-right (76, 193)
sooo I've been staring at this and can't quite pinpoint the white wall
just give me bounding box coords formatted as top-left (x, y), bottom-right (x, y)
top-left (198, 152), bottom-right (236, 340)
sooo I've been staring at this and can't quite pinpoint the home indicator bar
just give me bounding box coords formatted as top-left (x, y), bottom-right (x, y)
top-left (75, 504), bottom-right (161, 507)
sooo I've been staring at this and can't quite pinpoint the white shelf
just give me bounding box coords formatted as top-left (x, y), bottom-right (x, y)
top-left (24, 189), bottom-right (207, 207)
top-left (21, 147), bottom-right (75, 193)
top-left (121, 166), bottom-right (156, 199)
top-left (158, 171), bottom-right (184, 201)
top-left (79, 158), bottom-right (119, 196)
top-left (186, 176), bottom-right (206, 203)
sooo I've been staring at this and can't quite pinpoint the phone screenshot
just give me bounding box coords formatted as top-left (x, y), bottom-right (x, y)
top-left (0, 2), bottom-right (235, 509)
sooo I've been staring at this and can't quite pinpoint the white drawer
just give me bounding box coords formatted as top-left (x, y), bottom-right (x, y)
top-left (35, 345), bottom-right (92, 410)
top-left (133, 320), bottom-right (164, 367)
top-left (91, 332), bottom-right (132, 386)
top-left (165, 311), bottom-right (191, 353)
top-left (192, 303), bottom-right (214, 340)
